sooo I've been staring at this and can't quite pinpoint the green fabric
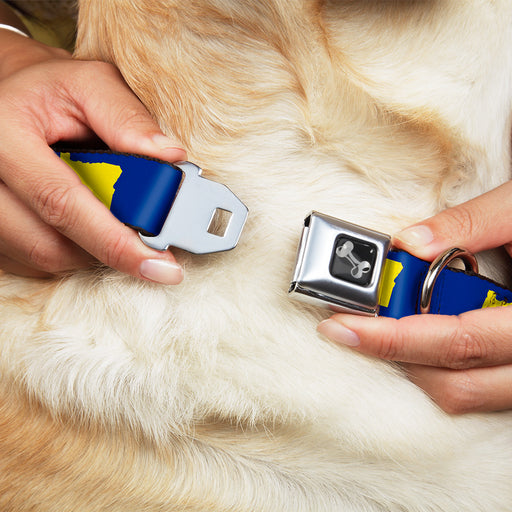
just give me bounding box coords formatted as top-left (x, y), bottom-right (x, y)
top-left (19, 12), bottom-right (76, 50)
top-left (4, 1), bottom-right (76, 50)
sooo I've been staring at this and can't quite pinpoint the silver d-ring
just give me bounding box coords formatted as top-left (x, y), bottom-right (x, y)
top-left (420, 247), bottom-right (478, 314)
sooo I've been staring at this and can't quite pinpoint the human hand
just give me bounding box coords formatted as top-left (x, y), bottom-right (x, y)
top-left (318, 180), bottom-right (512, 414)
top-left (0, 30), bottom-right (187, 282)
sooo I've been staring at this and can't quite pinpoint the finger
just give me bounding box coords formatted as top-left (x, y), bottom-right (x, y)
top-left (0, 143), bottom-right (184, 284)
top-left (0, 182), bottom-right (93, 272)
top-left (317, 306), bottom-right (512, 369)
top-left (59, 60), bottom-right (187, 162)
top-left (392, 180), bottom-right (512, 260)
top-left (404, 363), bottom-right (512, 414)
top-left (0, 253), bottom-right (53, 278)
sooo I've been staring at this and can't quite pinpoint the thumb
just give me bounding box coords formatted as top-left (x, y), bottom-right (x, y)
top-left (393, 181), bottom-right (512, 260)
top-left (71, 61), bottom-right (187, 163)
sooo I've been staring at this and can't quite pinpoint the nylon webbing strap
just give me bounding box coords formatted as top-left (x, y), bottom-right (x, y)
top-left (378, 250), bottom-right (512, 318)
top-left (54, 149), bottom-right (248, 254)
top-left (55, 149), bottom-right (182, 236)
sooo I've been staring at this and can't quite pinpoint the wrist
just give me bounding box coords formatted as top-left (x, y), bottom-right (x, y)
top-left (0, 23), bottom-right (29, 38)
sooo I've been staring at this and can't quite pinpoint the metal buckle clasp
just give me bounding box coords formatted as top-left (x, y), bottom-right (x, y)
top-left (289, 212), bottom-right (391, 316)
top-left (140, 161), bottom-right (248, 254)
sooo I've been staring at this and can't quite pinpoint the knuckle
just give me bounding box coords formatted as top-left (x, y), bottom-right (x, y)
top-left (34, 182), bottom-right (80, 231)
top-left (375, 338), bottom-right (398, 360)
top-left (442, 318), bottom-right (487, 369)
top-left (28, 239), bottom-right (65, 274)
top-left (115, 104), bottom-right (153, 131)
top-left (374, 329), bottom-right (403, 361)
top-left (442, 203), bottom-right (477, 241)
top-left (436, 371), bottom-right (482, 414)
top-left (101, 231), bottom-right (131, 270)
top-left (66, 61), bottom-right (123, 105)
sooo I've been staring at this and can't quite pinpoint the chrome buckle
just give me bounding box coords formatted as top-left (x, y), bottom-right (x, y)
top-left (140, 161), bottom-right (248, 254)
top-left (289, 212), bottom-right (391, 316)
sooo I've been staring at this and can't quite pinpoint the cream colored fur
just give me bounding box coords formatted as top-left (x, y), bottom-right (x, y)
top-left (1, 1), bottom-right (512, 510)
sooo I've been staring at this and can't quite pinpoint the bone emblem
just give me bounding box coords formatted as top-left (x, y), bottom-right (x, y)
top-left (336, 240), bottom-right (372, 279)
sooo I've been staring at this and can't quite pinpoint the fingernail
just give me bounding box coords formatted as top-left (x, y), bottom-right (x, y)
top-left (139, 259), bottom-right (184, 285)
top-left (317, 319), bottom-right (360, 347)
top-left (394, 225), bottom-right (434, 249)
top-left (151, 134), bottom-right (187, 159)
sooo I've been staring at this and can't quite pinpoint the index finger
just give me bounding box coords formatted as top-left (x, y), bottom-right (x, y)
top-left (62, 60), bottom-right (187, 162)
top-left (317, 305), bottom-right (512, 370)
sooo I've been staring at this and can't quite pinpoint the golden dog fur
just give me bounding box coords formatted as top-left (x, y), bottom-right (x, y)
top-left (1, 1), bottom-right (512, 510)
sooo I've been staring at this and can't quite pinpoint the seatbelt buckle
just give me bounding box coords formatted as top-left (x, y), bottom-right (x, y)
top-left (289, 212), bottom-right (391, 316)
top-left (140, 161), bottom-right (248, 254)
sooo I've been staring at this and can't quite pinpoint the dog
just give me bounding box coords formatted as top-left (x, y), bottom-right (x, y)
top-left (1, 0), bottom-right (512, 510)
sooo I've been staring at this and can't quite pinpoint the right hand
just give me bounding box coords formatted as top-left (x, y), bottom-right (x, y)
top-left (318, 180), bottom-right (512, 414)
top-left (0, 30), bottom-right (187, 283)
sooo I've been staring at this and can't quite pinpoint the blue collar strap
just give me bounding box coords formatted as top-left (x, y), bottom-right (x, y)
top-left (54, 149), bottom-right (248, 254)
top-left (378, 249), bottom-right (512, 318)
top-left (289, 211), bottom-right (512, 319)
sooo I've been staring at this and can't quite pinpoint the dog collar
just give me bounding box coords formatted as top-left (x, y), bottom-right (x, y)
top-left (54, 149), bottom-right (248, 254)
top-left (289, 211), bottom-right (512, 318)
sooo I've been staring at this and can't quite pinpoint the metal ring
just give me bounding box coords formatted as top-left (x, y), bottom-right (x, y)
top-left (420, 247), bottom-right (478, 314)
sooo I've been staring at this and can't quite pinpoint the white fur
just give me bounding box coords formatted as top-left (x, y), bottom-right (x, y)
top-left (1, 0), bottom-right (512, 510)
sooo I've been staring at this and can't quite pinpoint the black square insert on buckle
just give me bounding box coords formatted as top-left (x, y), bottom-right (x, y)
top-left (330, 236), bottom-right (378, 287)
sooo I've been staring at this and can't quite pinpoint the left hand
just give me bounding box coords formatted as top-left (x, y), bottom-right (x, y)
top-left (318, 181), bottom-right (512, 414)
top-left (0, 30), bottom-right (186, 282)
